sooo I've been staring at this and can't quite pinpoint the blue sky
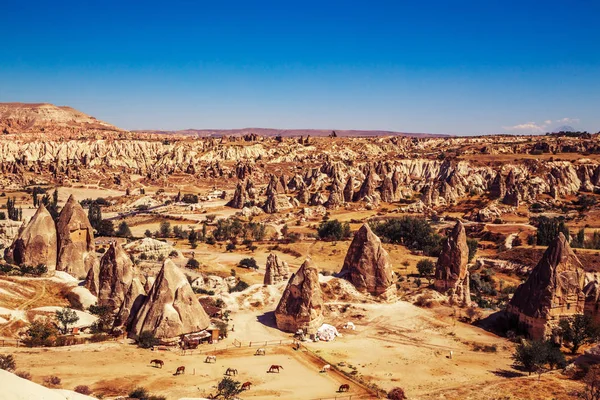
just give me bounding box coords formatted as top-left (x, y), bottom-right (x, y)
top-left (1, 1), bottom-right (599, 135)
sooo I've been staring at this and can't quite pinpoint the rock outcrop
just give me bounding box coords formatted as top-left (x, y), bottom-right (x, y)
top-left (507, 233), bottom-right (585, 339)
top-left (114, 278), bottom-right (146, 330)
top-left (339, 224), bottom-right (394, 297)
top-left (131, 259), bottom-right (210, 339)
top-left (434, 220), bottom-right (471, 305)
top-left (5, 204), bottom-right (57, 270)
top-left (56, 195), bottom-right (97, 278)
top-left (227, 180), bottom-right (247, 208)
top-left (275, 258), bottom-right (324, 334)
top-left (97, 242), bottom-right (135, 313)
top-left (264, 253), bottom-right (290, 285)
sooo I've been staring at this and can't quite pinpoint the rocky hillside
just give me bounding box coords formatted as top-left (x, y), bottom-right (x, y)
top-left (0, 103), bottom-right (122, 137)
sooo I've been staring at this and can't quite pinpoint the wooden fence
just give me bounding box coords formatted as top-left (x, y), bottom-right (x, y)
top-left (0, 339), bottom-right (21, 347)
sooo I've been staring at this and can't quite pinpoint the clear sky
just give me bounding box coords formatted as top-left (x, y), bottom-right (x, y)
top-left (1, 1), bottom-right (599, 135)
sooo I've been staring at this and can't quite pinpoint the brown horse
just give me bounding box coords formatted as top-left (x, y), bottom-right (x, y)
top-left (205, 355), bottom-right (217, 363)
top-left (175, 366), bottom-right (185, 375)
top-left (225, 367), bottom-right (238, 376)
top-left (150, 359), bottom-right (164, 368)
top-left (268, 365), bottom-right (283, 373)
top-left (338, 384), bottom-right (350, 392)
top-left (241, 381), bottom-right (252, 391)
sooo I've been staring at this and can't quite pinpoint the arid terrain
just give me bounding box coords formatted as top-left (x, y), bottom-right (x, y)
top-left (1, 103), bottom-right (599, 400)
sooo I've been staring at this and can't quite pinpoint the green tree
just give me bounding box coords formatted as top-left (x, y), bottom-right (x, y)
top-left (370, 217), bottom-right (442, 256)
top-left (239, 258), bottom-right (258, 269)
top-left (513, 340), bottom-right (565, 377)
top-left (88, 305), bottom-right (114, 333)
top-left (216, 377), bottom-right (243, 399)
top-left (88, 203), bottom-right (103, 231)
top-left (144, 229), bottom-right (152, 238)
top-left (159, 221), bottom-right (171, 238)
top-left (535, 216), bottom-right (570, 246)
top-left (416, 259), bottom-right (435, 283)
top-left (55, 308), bottom-right (79, 334)
top-left (116, 221), bottom-right (132, 238)
top-left (136, 331), bottom-right (159, 349)
top-left (467, 238), bottom-right (478, 262)
top-left (98, 220), bottom-right (115, 236)
top-left (317, 219), bottom-right (351, 241)
top-left (188, 228), bottom-right (198, 249)
top-left (23, 319), bottom-right (59, 347)
top-left (185, 258), bottom-right (200, 270)
top-left (559, 314), bottom-right (599, 354)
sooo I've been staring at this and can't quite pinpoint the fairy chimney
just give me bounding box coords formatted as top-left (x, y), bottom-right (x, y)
top-left (97, 242), bottom-right (135, 313)
top-left (6, 204), bottom-right (57, 271)
top-left (339, 224), bottom-right (394, 297)
top-left (56, 195), bottom-right (97, 278)
top-left (507, 233), bottom-right (585, 339)
top-left (434, 220), bottom-right (471, 305)
top-left (114, 278), bottom-right (146, 330)
top-left (130, 259), bottom-right (210, 339)
top-left (275, 258), bottom-right (324, 334)
top-left (264, 253), bottom-right (290, 285)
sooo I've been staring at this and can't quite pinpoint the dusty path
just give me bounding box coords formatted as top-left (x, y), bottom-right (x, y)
top-left (0, 279), bottom-right (46, 337)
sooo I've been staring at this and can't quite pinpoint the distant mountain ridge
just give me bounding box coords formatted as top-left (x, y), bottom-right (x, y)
top-left (134, 127), bottom-right (450, 138)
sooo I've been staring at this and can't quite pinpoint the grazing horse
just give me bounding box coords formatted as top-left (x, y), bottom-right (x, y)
top-left (268, 365), bottom-right (283, 373)
top-left (150, 359), bottom-right (164, 368)
top-left (321, 364), bottom-right (331, 373)
top-left (205, 355), bottom-right (217, 363)
top-left (255, 348), bottom-right (266, 356)
top-left (241, 381), bottom-right (252, 391)
top-left (338, 384), bottom-right (350, 392)
top-left (225, 368), bottom-right (238, 376)
top-left (175, 366), bottom-right (185, 375)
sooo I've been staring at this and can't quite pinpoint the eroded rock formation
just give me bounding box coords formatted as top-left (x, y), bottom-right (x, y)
top-left (97, 242), bottom-right (135, 313)
top-left (5, 204), bottom-right (57, 270)
top-left (114, 278), bottom-right (146, 331)
top-left (131, 259), bottom-right (210, 339)
top-left (434, 220), bottom-right (471, 305)
top-left (507, 233), bottom-right (585, 339)
top-left (56, 195), bottom-right (97, 278)
top-left (339, 224), bottom-right (394, 297)
top-left (264, 253), bottom-right (290, 285)
top-left (275, 258), bottom-right (324, 334)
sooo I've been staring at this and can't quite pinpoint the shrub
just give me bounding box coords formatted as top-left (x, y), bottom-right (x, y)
top-left (185, 258), bottom-right (200, 269)
top-left (129, 387), bottom-right (149, 399)
top-left (15, 371), bottom-right (31, 380)
top-left (43, 375), bottom-right (61, 387)
top-left (229, 280), bottom-right (250, 293)
top-left (238, 258), bottom-right (258, 269)
top-left (168, 250), bottom-right (178, 258)
top-left (216, 376), bottom-right (242, 399)
top-left (136, 331), bottom-right (159, 349)
top-left (226, 243), bottom-right (236, 252)
top-left (23, 320), bottom-right (59, 347)
top-left (55, 308), bottom-right (79, 334)
top-left (0, 354), bottom-right (16, 371)
top-left (388, 387), bottom-right (407, 400)
top-left (467, 238), bottom-right (478, 262)
top-left (90, 333), bottom-right (108, 343)
top-left (74, 385), bottom-right (92, 395)
top-left (416, 259), bottom-right (435, 282)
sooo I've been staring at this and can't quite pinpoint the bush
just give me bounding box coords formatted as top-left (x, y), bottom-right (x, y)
top-left (15, 371), bottom-right (31, 380)
top-left (182, 193), bottom-right (199, 204)
top-left (129, 387), bottom-right (149, 399)
top-left (217, 376), bottom-right (243, 399)
top-left (226, 243), bottom-right (236, 252)
top-left (90, 333), bottom-right (108, 343)
top-left (467, 238), bottom-right (478, 262)
top-left (0, 354), bottom-right (16, 371)
top-left (229, 280), bottom-right (250, 293)
top-left (74, 385), bottom-right (92, 395)
top-left (317, 219), bottom-right (351, 241)
top-left (185, 258), bottom-right (200, 269)
top-left (43, 375), bottom-right (61, 387)
top-left (416, 259), bottom-right (435, 282)
top-left (136, 331), bottom-right (159, 349)
top-left (388, 387), bottom-right (407, 400)
top-left (23, 320), bottom-right (59, 347)
top-left (238, 258), bottom-right (258, 269)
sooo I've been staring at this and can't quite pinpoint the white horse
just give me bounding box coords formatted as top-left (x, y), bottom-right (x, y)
top-left (321, 364), bottom-right (331, 373)
top-left (255, 348), bottom-right (266, 356)
top-left (343, 322), bottom-right (356, 330)
top-left (205, 355), bottom-right (217, 363)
